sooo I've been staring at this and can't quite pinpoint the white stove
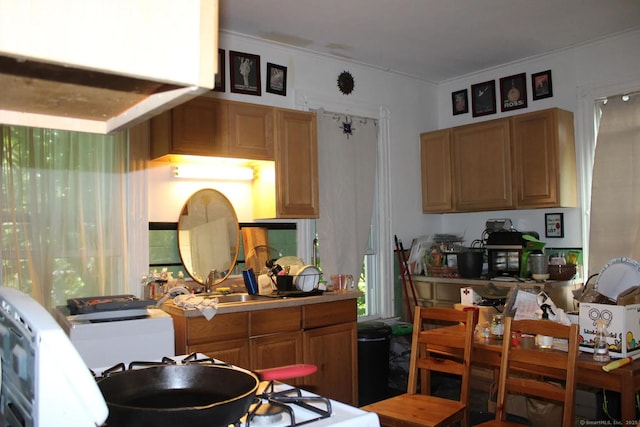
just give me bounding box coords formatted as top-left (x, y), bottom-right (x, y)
top-left (93, 353), bottom-right (380, 427)
top-left (0, 287), bottom-right (379, 427)
top-left (241, 381), bottom-right (380, 427)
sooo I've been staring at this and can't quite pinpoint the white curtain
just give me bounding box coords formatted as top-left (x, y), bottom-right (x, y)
top-left (0, 126), bottom-right (129, 309)
top-left (589, 93), bottom-right (640, 274)
top-left (316, 110), bottom-right (378, 283)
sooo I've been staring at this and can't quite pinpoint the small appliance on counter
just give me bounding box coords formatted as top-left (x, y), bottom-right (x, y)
top-left (485, 230), bottom-right (540, 277)
top-left (53, 294), bottom-right (175, 371)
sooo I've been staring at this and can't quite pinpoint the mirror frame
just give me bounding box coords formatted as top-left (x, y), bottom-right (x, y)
top-left (177, 188), bottom-right (240, 286)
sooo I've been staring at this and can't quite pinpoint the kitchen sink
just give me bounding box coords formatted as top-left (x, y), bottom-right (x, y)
top-left (207, 293), bottom-right (270, 304)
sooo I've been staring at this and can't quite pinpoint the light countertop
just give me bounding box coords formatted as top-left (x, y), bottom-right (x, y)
top-left (161, 290), bottom-right (362, 318)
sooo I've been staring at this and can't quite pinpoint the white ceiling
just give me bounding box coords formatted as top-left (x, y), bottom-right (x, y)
top-left (219, 0), bottom-right (640, 83)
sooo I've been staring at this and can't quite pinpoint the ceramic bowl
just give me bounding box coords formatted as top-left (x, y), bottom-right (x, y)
top-left (548, 263), bottom-right (577, 281)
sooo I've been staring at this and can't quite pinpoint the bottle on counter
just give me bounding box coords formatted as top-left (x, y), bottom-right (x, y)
top-left (593, 319), bottom-right (611, 362)
top-left (537, 304), bottom-right (554, 350)
top-left (490, 314), bottom-right (504, 340)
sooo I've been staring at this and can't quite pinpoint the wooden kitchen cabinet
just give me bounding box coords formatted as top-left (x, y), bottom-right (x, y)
top-left (452, 118), bottom-right (514, 211)
top-left (420, 129), bottom-right (454, 213)
top-left (227, 101), bottom-right (274, 160)
top-left (511, 108), bottom-right (577, 208)
top-left (302, 300), bottom-right (358, 405)
top-left (419, 108), bottom-right (576, 213)
top-left (150, 97), bottom-right (273, 160)
top-left (273, 108), bottom-right (319, 218)
top-left (171, 311), bottom-right (250, 367)
top-left (164, 297), bottom-right (358, 403)
top-left (150, 97), bottom-right (318, 219)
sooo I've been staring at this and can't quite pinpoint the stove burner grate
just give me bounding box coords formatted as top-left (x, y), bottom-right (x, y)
top-left (245, 381), bottom-right (332, 426)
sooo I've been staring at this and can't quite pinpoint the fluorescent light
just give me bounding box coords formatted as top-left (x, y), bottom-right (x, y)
top-left (172, 165), bottom-right (254, 181)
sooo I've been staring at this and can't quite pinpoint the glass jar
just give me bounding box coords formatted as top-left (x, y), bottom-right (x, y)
top-left (490, 314), bottom-right (504, 340)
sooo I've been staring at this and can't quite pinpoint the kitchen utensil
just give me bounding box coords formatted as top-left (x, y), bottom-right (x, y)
top-left (596, 257), bottom-right (640, 301)
top-left (275, 274), bottom-right (294, 291)
top-left (98, 363), bottom-right (317, 427)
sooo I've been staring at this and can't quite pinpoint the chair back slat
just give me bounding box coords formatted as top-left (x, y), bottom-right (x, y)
top-left (407, 306), bottom-right (476, 405)
top-left (493, 317), bottom-right (579, 427)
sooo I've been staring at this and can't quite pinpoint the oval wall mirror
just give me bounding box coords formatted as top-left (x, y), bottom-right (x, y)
top-left (177, 188), bottom-right (240, 286)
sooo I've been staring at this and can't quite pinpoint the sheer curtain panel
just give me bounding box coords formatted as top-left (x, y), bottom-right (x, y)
top-left (589, 93), bottom-right (640, 274)
top-left (1, 126), bottom-right (129, 309)
top-left (316, 110), bottom-right (378, 284)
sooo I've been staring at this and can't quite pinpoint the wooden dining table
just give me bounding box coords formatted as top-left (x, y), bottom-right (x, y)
top-left (427, 324), bottom-right (640, 422)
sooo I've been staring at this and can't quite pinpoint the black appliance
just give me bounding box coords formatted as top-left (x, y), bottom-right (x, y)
top-left (486, 231), bottom-right (538, 277)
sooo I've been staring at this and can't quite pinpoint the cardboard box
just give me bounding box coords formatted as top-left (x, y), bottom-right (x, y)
top-left (579, 302), bottom-right (640, 358)
top-left (454, 303), bottom-right (499, 327)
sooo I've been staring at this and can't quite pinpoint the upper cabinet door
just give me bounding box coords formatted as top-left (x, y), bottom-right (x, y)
top-left (171, 97), bottom-right (229, 156)
top-left (420, 129), bottom-right (454, 213)
top-left (274, 109), bottom-right (319, 218)
top-left (452, 118), bottom-right (514, 212)
top-left (512, 108), bottom-right (577, 208)
top-left (227, 102), bottom-right (274, 160)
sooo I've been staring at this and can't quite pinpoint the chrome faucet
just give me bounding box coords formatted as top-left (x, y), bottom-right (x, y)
top-left (205, 269), bottom-right (217, 292)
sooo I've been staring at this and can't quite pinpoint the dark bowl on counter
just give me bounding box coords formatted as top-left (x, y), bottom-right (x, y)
top-left (548, 263), bottom-right (577, 281)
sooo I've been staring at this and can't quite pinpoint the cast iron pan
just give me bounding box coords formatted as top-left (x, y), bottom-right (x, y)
top-left (98, 363), bottom-right (316, 427)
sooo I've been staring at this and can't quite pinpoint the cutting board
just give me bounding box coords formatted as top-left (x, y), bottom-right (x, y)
top-left (242, 227), bottom-right (269, 274)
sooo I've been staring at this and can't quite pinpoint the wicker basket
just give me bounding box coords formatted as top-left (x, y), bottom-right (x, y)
top-left (426, 265), bottom-right (459, 278)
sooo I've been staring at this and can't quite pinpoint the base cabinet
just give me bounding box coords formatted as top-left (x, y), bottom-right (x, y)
top-left (165, 299), bottom-right (357, 404)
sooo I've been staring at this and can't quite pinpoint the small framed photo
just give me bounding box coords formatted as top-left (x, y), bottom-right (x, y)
top-left (545, 213), bottom-right (564, 238)
top-left (212, 49), bottom-right (225, 92)
top-left (471, 80), bottom-right (496, 117)
top-left (230, 50), bottom-right (261, 96)
top-left (499, 73), bottom-right (527, 112)
top-left (451, 89), bottom-right (468, 115)
top-left (532, 70), bottom-right (553, 100)
top-left (266, 63), bottom-right (287, 96)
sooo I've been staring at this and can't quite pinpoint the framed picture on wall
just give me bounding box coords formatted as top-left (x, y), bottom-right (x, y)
top-left (471, 80), bottom-right (496, 117)
top-left (499, 73), bottom-right (527, 112)
top-left (212, 49), bottom-right (225, 92)
top-left (452, 89), bottom-right (468, 115)
top-left (266, 63), bottom-right (287, 96)
top-left (545, 213), bottom-right (564, 238)
top-left (532, 70), bottom-right (553, 100)
top-left (230, 50), bottom-right (261, 96)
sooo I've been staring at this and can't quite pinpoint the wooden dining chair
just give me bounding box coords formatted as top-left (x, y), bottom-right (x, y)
top-left (361, 306), bottom-right (476, 427)
top-left (476, 317), bottom-right (579, 427)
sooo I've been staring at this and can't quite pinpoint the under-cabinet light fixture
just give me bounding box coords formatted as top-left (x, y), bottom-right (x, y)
top-left (172, 165), bottom-right (254, 181)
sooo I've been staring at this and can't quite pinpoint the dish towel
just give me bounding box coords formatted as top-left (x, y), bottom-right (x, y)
top-left (173, 294), bottom-right (219, 320)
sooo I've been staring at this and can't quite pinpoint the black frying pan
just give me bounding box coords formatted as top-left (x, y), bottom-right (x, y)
top-left (98, 363), bottom-right (316, 427)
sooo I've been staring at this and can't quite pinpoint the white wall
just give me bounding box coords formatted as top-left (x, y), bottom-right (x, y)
top-left (429, 29), bottom-right (640, 252)
top-left (148, 31), bottom-right (437, 240)
top-left (148, 28), bottom-right (640, 264)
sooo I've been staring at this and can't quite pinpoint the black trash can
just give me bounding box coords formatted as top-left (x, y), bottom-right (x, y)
top-left (357, 321), bottom-right (392, 406)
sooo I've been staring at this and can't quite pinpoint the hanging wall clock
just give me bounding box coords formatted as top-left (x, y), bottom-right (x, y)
top-left (337, 71), bottom-right (354, 95)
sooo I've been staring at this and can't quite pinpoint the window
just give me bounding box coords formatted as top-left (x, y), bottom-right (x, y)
top-left (1, 126), bottom-right (129, 309)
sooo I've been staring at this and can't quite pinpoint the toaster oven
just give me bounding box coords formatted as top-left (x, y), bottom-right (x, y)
top-left (486, 231), bottom-right (537, 277)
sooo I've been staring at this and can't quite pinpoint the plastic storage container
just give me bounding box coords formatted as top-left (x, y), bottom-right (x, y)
top-left (357, 321), bottom-right (392, 406)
